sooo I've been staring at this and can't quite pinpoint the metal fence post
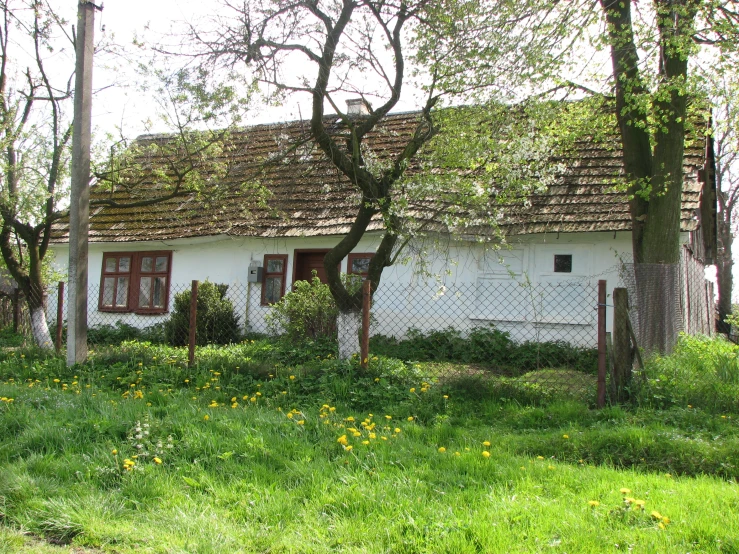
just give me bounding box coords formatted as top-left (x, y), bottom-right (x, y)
top-left (597, 279), bottom-right (607, 408)
top-left (188, 280), bottom-right (198, 367)
top-left (56, 281), bottom-right (65, 353)
top-left (361, 279), bottom-right (371, 369)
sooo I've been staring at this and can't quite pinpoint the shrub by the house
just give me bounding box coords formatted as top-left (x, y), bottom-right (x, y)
top-left (165, 281), bottom-right (241, 346)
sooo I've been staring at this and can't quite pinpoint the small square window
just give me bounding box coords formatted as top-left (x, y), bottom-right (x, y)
top-left (554, 254), bottom-right (572, 273)
top-left (347, 253), bottom-right (374, 277)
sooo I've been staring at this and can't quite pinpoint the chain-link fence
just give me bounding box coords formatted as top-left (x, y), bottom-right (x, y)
top-left (37, 248), bottom-right (720, 406)
top-left (45, 276), bottom-right (602, 401)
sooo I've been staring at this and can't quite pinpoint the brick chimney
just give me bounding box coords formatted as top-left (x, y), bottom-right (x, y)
top-left (346, 98), bottom-right (371, 116)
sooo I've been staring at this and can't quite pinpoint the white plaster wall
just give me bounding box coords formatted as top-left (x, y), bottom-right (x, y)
top-left (49, 230), bottom-right (636, 344)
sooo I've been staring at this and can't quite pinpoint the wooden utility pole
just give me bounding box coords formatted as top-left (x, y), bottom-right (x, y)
top-left (67, 1), bottom-right (102, 366)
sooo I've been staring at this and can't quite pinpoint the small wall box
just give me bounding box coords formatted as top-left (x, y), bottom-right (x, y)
top-left (248, 266), bottom-right (263, 283)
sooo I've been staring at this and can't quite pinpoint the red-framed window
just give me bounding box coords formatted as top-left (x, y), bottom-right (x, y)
top-left (347, 253), bottom-right (374, 277)
top-left (262, 254), bottom-right (288, 305)
top-left (99, 251), bottom-right (172, 314)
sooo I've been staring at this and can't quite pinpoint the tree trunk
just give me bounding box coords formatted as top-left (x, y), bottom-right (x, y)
top-left (29, 302), bottom-right (53, 350)
top-left (717, 214), bottom-right (733, 334)
top-left (337, 310), bottom-right (361, 360)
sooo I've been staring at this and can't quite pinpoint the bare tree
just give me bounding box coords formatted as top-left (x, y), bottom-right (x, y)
top-left (0, 0), bottom-right (74, 348)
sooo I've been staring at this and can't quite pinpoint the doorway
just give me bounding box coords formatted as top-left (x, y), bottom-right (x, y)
top-left (293, 250), bottom-right (331, 284)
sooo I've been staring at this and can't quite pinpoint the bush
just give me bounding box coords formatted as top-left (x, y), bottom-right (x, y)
top-left (635, 334), bottom-right (739, 413)
top-left (369, 326), bottom-right (596, 374)
top-left (164, 281), bottom-right (241, 346)
top-left (266, 274), bottom-right (338, 341)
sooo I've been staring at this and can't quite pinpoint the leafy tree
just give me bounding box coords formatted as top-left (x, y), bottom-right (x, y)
top-left (712, 73), bottom-right (739, 333)
top-left (185, 0), bottom-right (582, 357)
top-left (596, 0), bottom-right (737, 351)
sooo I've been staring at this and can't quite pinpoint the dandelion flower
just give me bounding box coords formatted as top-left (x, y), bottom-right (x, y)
top-left (203, 415), bottom-right (210, 421)
top-left (337, 435), bottom-right (348, 445)
top-left (410, 388), bottom-right (416, 393)
top-left (482, 451), bottom-right (491, 458)
top-left (482, 441), bottom-right (491, 447)
top-left (297, 420), bottom-right (305, 425)
top-left (111, 449), bottom-right (118, 455)
top-left (362, 440), bottom-right (369, 445)
top-left (344, 445), bottom-right (353, 452)
top-left (394, 428), bottom-right (401, 434)
top-left (620, 488), bottom-right (631, 495)
top-left (651, 511), bottom-right (663, 520)
top-left (438, 447), bottom-right (446, 453)
top-left (385, 415), bottom-right (392, 420)
top-left (153, 457), bottom-right (162, 464)
top-left (588, 501), bottom-right (600, 507)
top-left (407, 416), bottom-right (414, 421)
top-left (537, 456), bottom-right (545, 460)
top-left (562, 434), bottom-right (570, 439)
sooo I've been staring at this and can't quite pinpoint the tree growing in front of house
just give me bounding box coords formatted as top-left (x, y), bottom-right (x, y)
top-left (713, 73), bottom-right (739, 334)
top-left (0, 1), bottom-right (74, 348)
top-left (0, 0), bottom-right (251, 350)
top-left (186, 0), bottom-right (588, 358)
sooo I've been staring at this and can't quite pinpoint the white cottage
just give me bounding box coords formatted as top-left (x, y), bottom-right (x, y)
top-left (49, 109), bottom-right (717, 345)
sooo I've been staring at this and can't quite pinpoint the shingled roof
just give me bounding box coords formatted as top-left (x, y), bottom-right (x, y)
top-left (50, 109), bottom-right (712, 243)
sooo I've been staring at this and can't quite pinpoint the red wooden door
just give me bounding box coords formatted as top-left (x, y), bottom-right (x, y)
top-left (294, 251), bottom-right (329, 283)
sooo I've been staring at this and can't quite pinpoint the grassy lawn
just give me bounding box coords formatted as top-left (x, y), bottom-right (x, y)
top-left (0, 334), bottom-right (738, 552)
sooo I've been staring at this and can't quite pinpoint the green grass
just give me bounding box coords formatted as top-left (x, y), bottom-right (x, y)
top-left (1, 377), bottom-right (738, 553)
top-left (1, 331), bottom-right (738, 552)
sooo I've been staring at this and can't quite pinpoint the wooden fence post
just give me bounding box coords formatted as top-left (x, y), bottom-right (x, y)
top-left (188, 280), bottom-right (198, 367)
top-left (611, 287), bottom-right (631, 403)
top-left (597, 280), bottom-right (607, 408)
top-left (56, 282), bottom-right (65, 353)
top-left (361, 280), bottom-right (371, 369)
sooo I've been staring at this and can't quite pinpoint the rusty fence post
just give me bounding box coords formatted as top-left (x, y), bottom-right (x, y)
top-left (597, 279), bottom-right (607, 408)
top-left (56, 282), bottom-right (65, 353)
top-left (361, 280), bottom-right (371, 369)
top-left (188, 280), bottom-right (198, 367)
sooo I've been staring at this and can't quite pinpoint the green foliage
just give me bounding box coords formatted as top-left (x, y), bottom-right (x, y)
top-left (266, 273), bottom-right (338, 341)
top-left (370, 326), bottom-right (597, 374)
top-left (164, 281), bottom-right (240, 346)
top-left (634, 334), bottom-right (739, 413)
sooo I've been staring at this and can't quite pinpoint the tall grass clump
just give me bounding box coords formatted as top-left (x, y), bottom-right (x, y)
top-left (635, 334), bottom-right (739, 413)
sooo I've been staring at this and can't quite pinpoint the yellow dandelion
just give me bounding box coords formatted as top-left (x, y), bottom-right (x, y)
top-left (394, 428), bottom-right (401, 434)
top-left (297, 420), bottom-right (305, 425)
top-left (482, 440), bottom-right (491, 447)
top-left (362, 440), bottom-right (369, 445)
top-left (344, 445), bottom-right (353, 452)
top-left (482, 451), bottom-right (491, 458)
top-left (588, 501), bottom-right (600, 507)
top-left (407, 416), bottom-right (414, 421)
top-left (385, 415), bottom-right (392, 420)
top-left (111, 449), bottom-right (118, 455)
top-left (410, 388), bottom-right (416, 393)
top-left (562, 434), bottom-right (570, 439)
top-left (438, 447), bottom-right (446, 453)
top-left (153, 457), bottom-right (162, 464)
top-left (337, 435), bottom-right (348, 445)
top-left (537, 456), bottom-right (545, 460)
top-left (203, 415), bottom-right (209, 421)
top-left (633, 500), bottom-right (645, 510)
top-left (651, 511), bottom-right (663, 520)
top-left (620, 488), bottom-right (631, 495)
